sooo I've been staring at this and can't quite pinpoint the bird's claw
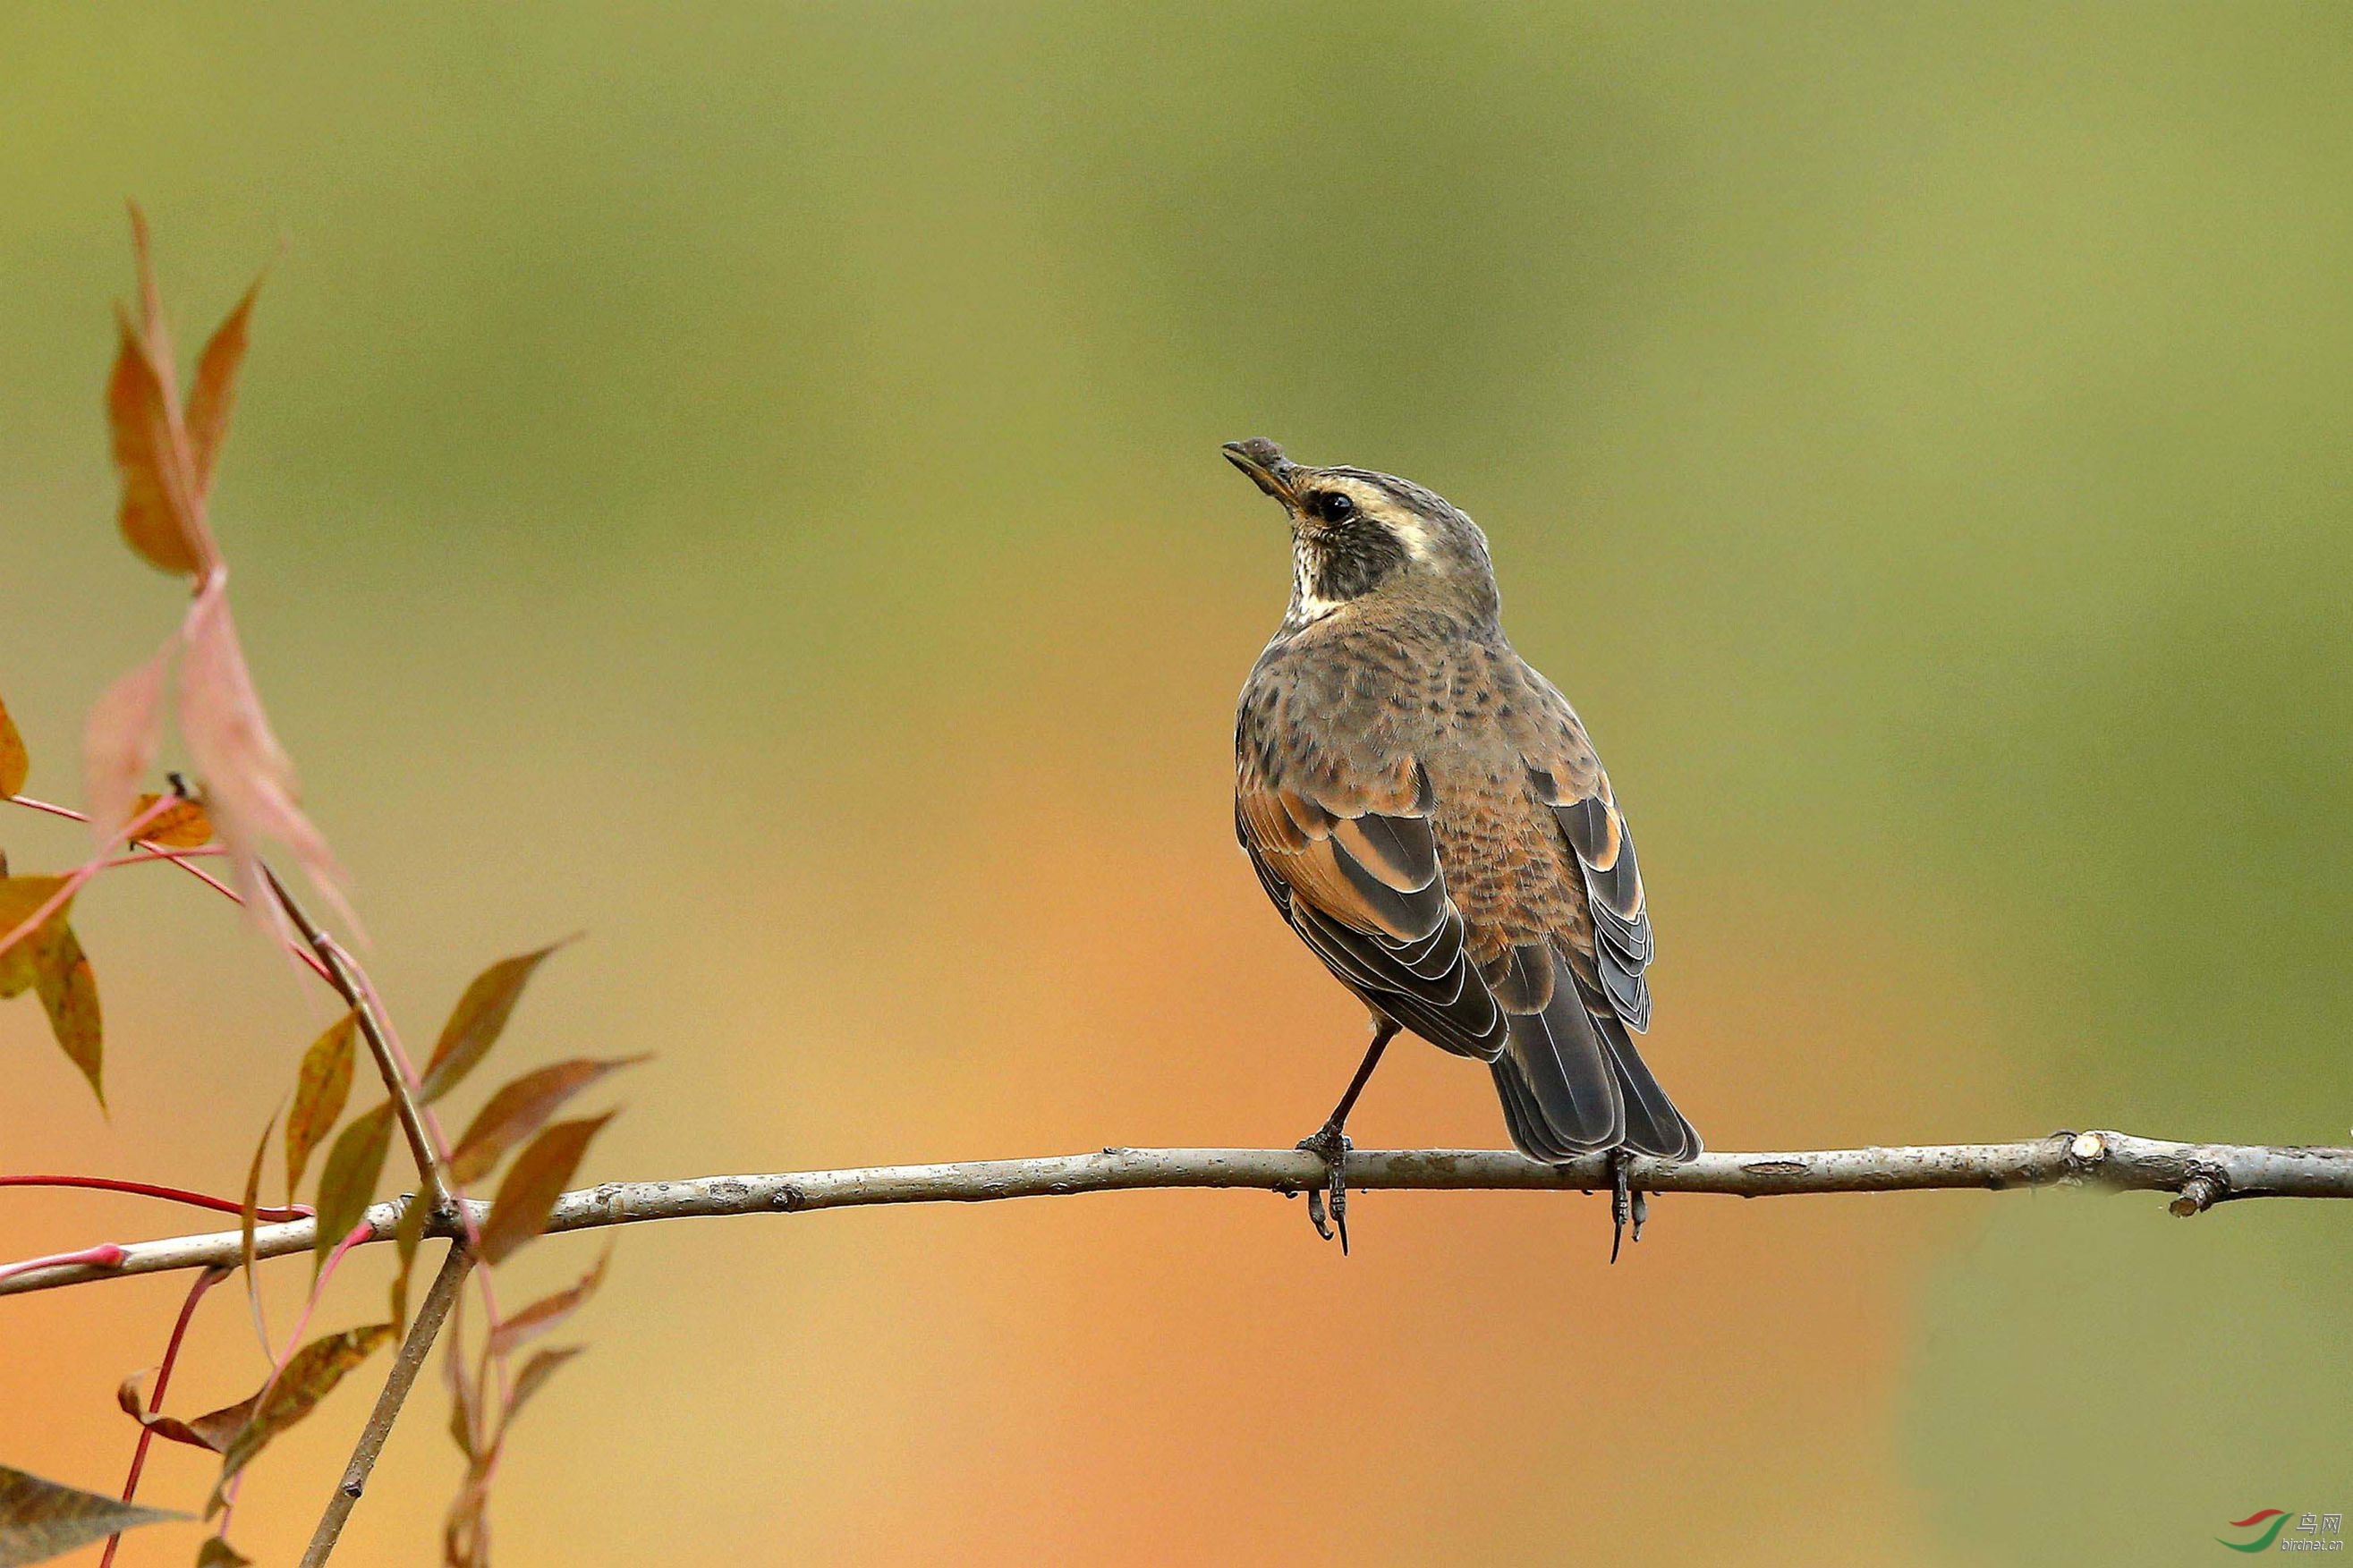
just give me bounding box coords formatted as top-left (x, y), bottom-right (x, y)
top-left (1295, 1124), bottom-right (1354, 1253)
top-left (1609, 1148), bottom-right (1646, 1264)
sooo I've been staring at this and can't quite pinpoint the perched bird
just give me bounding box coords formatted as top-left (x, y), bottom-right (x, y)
top-left (1226, 438), bottom-right (1698, 1254)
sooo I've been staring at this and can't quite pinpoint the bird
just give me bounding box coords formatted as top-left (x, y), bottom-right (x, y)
top-left (1225, 437), bottom-right (1698, 1256)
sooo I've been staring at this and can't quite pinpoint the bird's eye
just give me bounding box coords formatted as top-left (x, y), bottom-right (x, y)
top-left (1312, 491), bottom-right (1356, 521)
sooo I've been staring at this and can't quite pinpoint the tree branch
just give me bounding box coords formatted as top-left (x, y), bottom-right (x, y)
top-left (4, 1131), bottom-right (2348, 1297)
top-left (262, 867), bottom-right (450, 1214)
top-left (296, 1242), bottom-right (471, 1568)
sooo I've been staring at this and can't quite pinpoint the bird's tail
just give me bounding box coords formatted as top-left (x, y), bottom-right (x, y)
top-left (1489, 986), bottom-right (1699, 1162)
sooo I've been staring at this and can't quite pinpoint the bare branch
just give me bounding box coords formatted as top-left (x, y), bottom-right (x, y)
top-left (297, 1242), bottom-right (471, 1568)
top-left (262, 867), bottom-right (449, 1214)
top-left (5, 1131), bottom-right (2349, 1298)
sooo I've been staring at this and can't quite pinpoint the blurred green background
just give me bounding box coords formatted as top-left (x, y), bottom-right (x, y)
top-left (4, 4), bottom-right (2349, 1564)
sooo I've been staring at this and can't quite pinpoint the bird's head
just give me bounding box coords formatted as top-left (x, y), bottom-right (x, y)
top-left (1222, 437), bottom-right (1499, 628)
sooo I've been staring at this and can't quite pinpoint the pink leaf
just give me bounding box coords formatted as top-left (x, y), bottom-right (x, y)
top-left (177, 577), bottom-right (357, 936)
top-left (82, 640), bottom-right (174, 846)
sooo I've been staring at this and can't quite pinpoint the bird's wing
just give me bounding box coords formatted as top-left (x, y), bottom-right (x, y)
top-left (1514, 671), bottom-right (1698, 1159)
top-left (1236, 746), bottom-right (1508, 1062)
top-left (1516, 685), bottom-right (1653, 1036)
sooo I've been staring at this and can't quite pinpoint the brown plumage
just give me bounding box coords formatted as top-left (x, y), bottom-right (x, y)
top-left (1226, 438), bottom-right (1699, 1193)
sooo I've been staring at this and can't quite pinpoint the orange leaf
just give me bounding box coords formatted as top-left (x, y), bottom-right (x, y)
top-left (0, 691), bottom-right (27, 797)
top-left (82, 640), bottom-right (172, 845)
top-left (106, 310), bottom-right (206, 577)
top-left (186, 275), bottom-right (261, 501)
top-left (285, 1012), bottom-right (357, 1192)
top-left (178, 578), bottom-right (356, 936)
top-left (419, 942), bottom-right (571, 1104)
top-left (486, 1245), bottom-right (610, 1359)
top-left (0, 1462), bottom-right (185, 1562)
top-left (204, 1324), bottom-right (394, 1517)
top-left (448, 1056), bottom-right (646, 1185)
top-left (115, 1369), bottom-right (251, 1454)
top-left (503, 1345), bottom-right (585, 1428)
top-left (129, 792), bottom-right (214, 849)
top-left (311, 1105), bottom-right (391, 1274)
top-left (479, 1113), bottom-right (612, 1266)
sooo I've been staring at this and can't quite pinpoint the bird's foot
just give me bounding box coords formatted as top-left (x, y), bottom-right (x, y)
top-left (1608, 1148), bottom-right (1648, 1264)
top-left (1295, 1123), bottom-right (1355, 1254)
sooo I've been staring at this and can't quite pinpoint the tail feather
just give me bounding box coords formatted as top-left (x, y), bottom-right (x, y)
top-left (1597, 1012), bottom-right (1701, 1160)
top-left (1492, 985), bottom-right (1622, 1157)
top-left (1487, 962), bottom-right (1701, 1163)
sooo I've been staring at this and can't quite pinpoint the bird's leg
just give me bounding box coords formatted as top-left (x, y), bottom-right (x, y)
top-left (1608, 1148), bottom-right (1648, 1264)
top-left (1295, 1017), bottom-right (1399, 1254)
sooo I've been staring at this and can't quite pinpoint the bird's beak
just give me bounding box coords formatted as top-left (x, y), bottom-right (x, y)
top-left (1222, 437), bottom-right (1299, 504)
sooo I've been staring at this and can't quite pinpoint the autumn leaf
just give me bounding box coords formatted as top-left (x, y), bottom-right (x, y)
top-left (487, 1246), bottom-right (610, 1359)
top-left (82, 641), bottom-right (170, 845)
top-left (29, 921), bottom-right (101, 1107)
top-left (418, 942), bottom-right (571, 1104)
top-left (443, 1471), bottom-right (491, 1568)
top-left (503, 1345), bottom-right (585, 1429)
top-left (0, 878), bottom-right (99, 1106)
top-left (241, 1104), bottom-right (279, 1341)
top-left (0, 692), bottom-right (27, 798)
top-left (0, 1462), bottom-right (185, 1567)
top-left (205, 1324), bottom-right (394, 1516)
top-left (479, 1114), bottom-right (611, 1267)
top-left (115, 1371), bottom-right (251, 1454)
top-left (0, 877), bottom-right (70, 969)
top-left (185, 276), bottom-right (260, 500)
top-left (448, 1055), bottom-right (646, 1185)
top-left (444, 1303), bottom-right (479, 1463)
top-left (285, 1012), bottom-right (357, 1192)
top-left (129, 792), bottom-right (214, 850)
top-left (106, 308), bottom-right (206, 578)
top-left (312, 1105), bottom-right (391, 1274)
top-left (0, 877), bottom-right (68, 998)
top-left (179, 577), bottom-right (356, 937)
top-left (195, 1536), bottom-right (251, 1567)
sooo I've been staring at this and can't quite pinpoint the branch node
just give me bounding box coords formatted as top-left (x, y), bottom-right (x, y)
top-left (2067, 1131), bottom-right (2107, 1165)
top-left (2170, 1169), bottom-right (2227, 1217)
top-left (772, 1183), bottom-right (807, 1213)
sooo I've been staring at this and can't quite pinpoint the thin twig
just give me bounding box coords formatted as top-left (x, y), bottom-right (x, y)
top-left (0, 792), bottom-right (177, 959)
top-left (297, 1242), bottom-right (472, 1568)
top-left (0, 1173), bottom-right (310, 1223)
top-left (5, 1130), bottom-right (2348, 1298)
top-left (4, 793), bottom-right (334, 982)
top-left (98, 1265), bottom-right (229, 1568)
top-left (262, 867), bottom-right (449, 1213)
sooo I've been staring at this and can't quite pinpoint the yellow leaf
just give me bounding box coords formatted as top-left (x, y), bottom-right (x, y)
top-left (312, 1105), bottom-right (391, 1274)
top-left (31, 920), bottom-right (103, 1108)
top-left (285, 1012), bottom-right (357, 1192)
top-left (130, 792), bottom-right (215, 850)
top-left (205, 1324), bottom-right (394, 1517)
top-left (0, 691), bottom-right (27, 797)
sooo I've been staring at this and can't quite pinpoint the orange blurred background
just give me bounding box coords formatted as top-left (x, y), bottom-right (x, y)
top-left (5, 5), bottom-right (2350, 1564)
